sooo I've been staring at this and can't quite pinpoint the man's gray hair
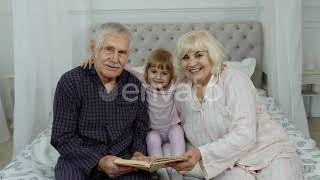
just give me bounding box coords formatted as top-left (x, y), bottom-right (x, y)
top-left (90, 22), bottom-right (132, 50)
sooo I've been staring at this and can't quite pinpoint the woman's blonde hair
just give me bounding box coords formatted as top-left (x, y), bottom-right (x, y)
top-left (175, 30), bottom-right (225, 79)
top-left (144, 49), bottom-right (175, 84)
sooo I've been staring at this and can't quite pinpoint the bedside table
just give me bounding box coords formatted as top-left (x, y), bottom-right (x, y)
top-left (302, 70), bottom-right (320, 119)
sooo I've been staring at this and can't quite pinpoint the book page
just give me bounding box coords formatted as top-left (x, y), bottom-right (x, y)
top-left (149, 156), bottom-right (187, 172)
top-left (152, 156), bottom-right (187, 164)
top-left (114, 156), bottom-right (187, 172)
top-left (114, 159), bottom-right (151, 168)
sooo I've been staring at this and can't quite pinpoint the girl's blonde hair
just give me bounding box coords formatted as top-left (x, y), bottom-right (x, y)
top-left (175, 30), bottom-right (225, 79)
top-left (144, 49), bottom-right (175, 84)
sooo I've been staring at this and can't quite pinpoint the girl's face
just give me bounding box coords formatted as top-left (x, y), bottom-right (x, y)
top-left (147, 67), bottom-right (171, 90)
top-left (180, 50), bottom-right (213, 85)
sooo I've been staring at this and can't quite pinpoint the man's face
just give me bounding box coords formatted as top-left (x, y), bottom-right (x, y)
top-left (94, 34), bottom-right (130, 81)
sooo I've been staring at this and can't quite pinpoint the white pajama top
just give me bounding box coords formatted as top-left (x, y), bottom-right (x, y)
top-left (175, 66), bottom-right (297, 179)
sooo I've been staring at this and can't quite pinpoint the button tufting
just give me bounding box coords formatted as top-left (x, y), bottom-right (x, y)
top-left (156, 37), bottom-right (159, 40)
top-left (170, 37), bottom-right (174, 40)
top-left (149, 48), bottom-right (152, 52)
top-left (141, 37), bottom-right (144, 41)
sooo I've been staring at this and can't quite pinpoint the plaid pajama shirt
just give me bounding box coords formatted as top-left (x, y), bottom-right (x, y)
top-left (51, 67), bottom-right (151, 180)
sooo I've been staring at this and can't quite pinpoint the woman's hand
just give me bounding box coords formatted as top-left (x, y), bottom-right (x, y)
top-left (169, 148), bottom-right (201, 175)
top-left (81, 57), bottom-right (94, 69)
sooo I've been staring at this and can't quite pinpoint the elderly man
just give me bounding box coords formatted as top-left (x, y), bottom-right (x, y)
top-left (51, 22), bottom-right (151, 180)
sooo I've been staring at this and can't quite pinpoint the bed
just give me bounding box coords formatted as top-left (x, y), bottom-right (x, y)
top-left (1, 22), bottom-right (320, 180)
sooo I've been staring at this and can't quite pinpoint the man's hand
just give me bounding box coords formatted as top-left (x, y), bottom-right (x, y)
top-left (169, 148), bottom-right (201, 175)
top-left (131, 151), bottom-right (151, 161)
top-left (98, 155), bottom-right (137, 178)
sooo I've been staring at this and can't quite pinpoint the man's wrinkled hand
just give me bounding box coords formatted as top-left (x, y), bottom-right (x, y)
top-left (98, 155), bottom-right (136, 178)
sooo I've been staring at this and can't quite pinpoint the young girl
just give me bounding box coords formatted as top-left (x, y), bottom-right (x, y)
top-left (82, 48), bottom-right (185, 180)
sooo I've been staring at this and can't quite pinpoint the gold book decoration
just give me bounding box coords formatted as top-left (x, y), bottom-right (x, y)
top-left (114, 156), bottom-right (187, 172)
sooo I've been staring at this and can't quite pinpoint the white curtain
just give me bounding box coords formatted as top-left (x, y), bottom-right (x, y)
top-left (261, 0), bottom-right (310, 136)
top-left (12, 0), bottom-right (72, 156)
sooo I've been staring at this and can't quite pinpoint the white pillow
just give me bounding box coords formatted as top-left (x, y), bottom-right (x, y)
top-left (225, 58), bottom-right (256, 78)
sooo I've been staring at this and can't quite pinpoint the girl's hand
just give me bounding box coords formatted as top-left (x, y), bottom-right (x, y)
top-left (81, 57), bottom-right (94, 69)
top-left (81, 39), bottom-right (96, 69)
top-left (169, 148), bottom-right (201, 175)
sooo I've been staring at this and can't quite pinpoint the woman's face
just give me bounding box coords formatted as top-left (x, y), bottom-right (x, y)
top-left (180, 50), bottom-right (213, 85)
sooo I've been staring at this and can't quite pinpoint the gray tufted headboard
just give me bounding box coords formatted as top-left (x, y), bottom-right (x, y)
top-left (125, 22), bottom-right (263, 88)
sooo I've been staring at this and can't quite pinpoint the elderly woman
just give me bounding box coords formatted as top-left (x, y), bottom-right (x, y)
top-left (170, 30), bottom-right (304, 180)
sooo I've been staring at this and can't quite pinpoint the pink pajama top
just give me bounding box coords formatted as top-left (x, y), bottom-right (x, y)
top-left (175, 66), bottom-right (297, 179)
top-left (126, 66), bottom-right (181, 130)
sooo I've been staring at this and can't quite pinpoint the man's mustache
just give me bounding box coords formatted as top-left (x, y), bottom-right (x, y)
top-left (103, 60), bottom-right (121, 68)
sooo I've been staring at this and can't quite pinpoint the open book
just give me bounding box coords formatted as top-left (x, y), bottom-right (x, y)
top-left (114, 156), bottom-right (187, 172)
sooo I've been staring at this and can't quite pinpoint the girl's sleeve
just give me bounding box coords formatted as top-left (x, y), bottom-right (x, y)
top-left (198, 72), bottom-right (257, 179)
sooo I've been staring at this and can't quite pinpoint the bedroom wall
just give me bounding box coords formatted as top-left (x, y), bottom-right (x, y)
top-left (0, 0), bottom-right (14, 121)
top-left (303, 0), bottom-right (320, 117)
